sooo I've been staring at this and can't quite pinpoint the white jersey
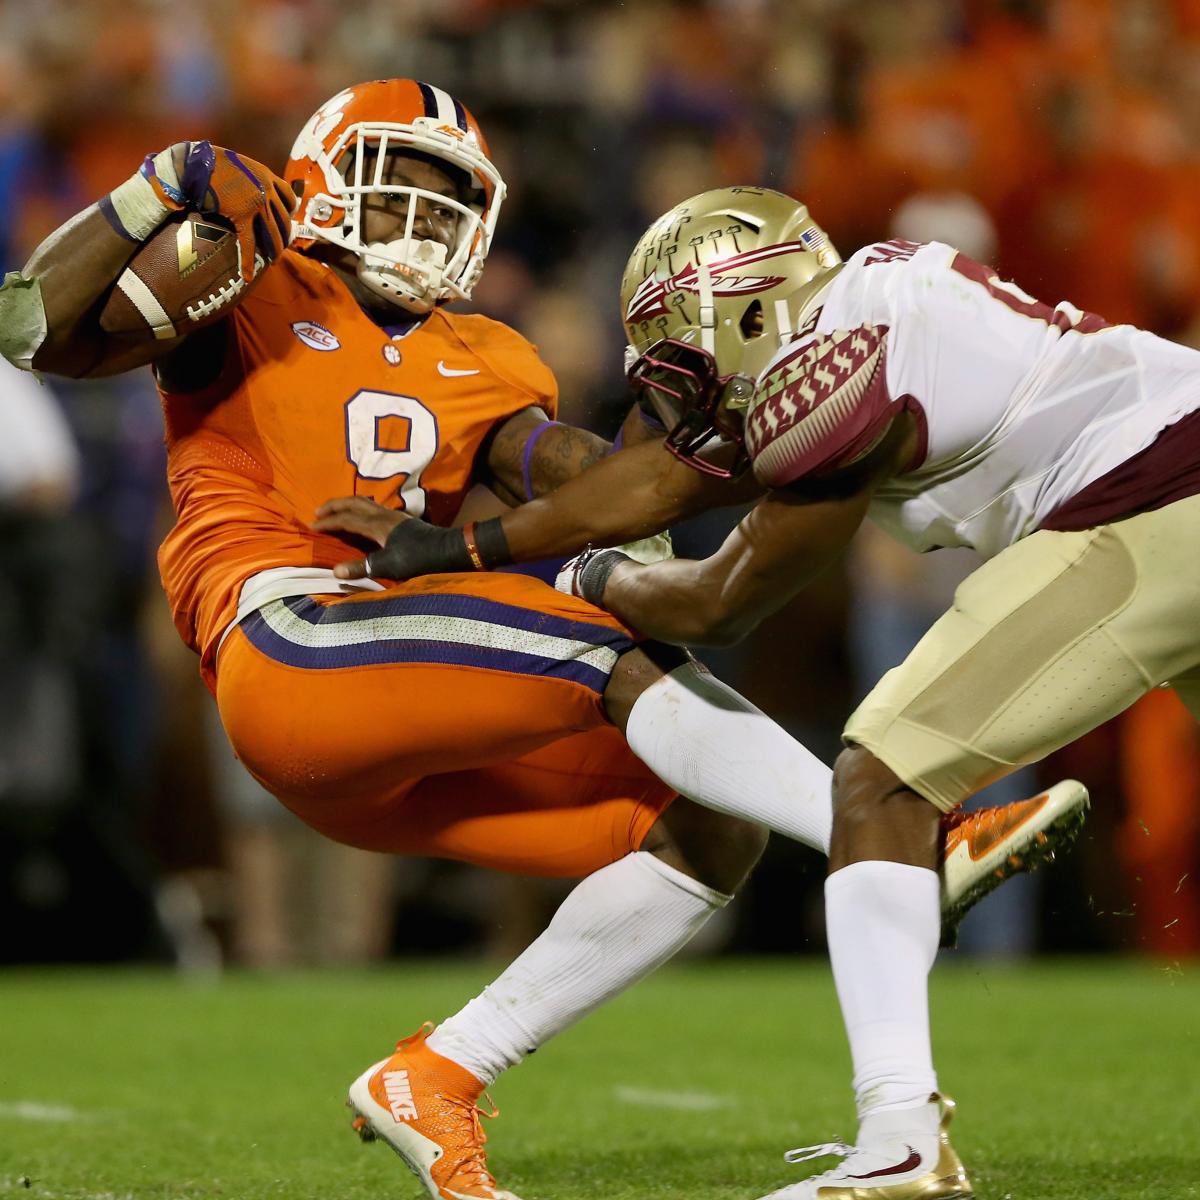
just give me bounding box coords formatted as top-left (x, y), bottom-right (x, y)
top-left (766, 239), bottom-right (1200, 558)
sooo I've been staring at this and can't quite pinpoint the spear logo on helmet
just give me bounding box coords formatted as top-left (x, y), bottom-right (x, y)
top-left (624, 241), bottom-right (811, 324)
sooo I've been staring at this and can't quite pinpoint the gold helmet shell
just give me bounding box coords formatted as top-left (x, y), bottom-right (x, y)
top-left (620, 186), bottom-right (842, 381)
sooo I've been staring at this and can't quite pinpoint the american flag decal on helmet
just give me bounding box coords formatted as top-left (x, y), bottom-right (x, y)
top-left (624, 241), bottom-right (810, 323)
top-left (799, 227), bottom-right (828, 252)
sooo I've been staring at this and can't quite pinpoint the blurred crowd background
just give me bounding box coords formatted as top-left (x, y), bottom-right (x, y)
top-left (3, 0), bottom-right (1199, 971)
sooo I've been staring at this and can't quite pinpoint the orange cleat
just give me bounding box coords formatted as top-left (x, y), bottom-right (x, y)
top-left (348, 1024), bottom-right (521, 1200)
top-left (939, 779), bottom-right (1089, 940)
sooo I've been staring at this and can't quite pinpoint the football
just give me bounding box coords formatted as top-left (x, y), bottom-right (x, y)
top-left (99, 211), bottom-right (262, 340)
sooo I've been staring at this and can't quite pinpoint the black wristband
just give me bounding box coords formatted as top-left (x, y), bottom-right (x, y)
top-left (578, 549), bottom-right (632, 607)
top-left (472, 516), bottom-right (512, 568)
top-left (370, 520), bottom-right (472, 577)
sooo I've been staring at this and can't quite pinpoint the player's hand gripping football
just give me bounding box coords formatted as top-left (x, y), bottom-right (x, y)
top-left (314, 497), bottom-right (479, 579)
top-left (105, 141), bottom-right (295, 282)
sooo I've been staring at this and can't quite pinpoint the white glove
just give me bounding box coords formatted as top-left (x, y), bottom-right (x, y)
top-left (613, 530), bottom-right (674, 565)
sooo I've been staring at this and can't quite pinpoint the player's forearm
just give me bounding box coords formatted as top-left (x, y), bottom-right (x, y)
top-left (598, 537), bottom-right (793, 646)
top-left (589, 488), bottom-right (868, 645)
top-left (26, 206), bottom-right (142, 324)
top-left (500, 439), bottom-right (756, 562)
top-left (344, 432), bottom-right (760, 583)
top-left (22, 206), bottom-right (143, 376)
top-left (600, 556), bottom-right (748, 645)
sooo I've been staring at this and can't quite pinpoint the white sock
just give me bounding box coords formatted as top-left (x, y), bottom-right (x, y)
top-left (427, 852), bottom-right (728, 1085)
top-left (624, 661), bottom-right (832, 853)
top-left (825, 861), bottom-right (940, 1119)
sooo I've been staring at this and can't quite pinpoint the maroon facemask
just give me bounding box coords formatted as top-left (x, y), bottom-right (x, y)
top-left (627, 339), bottom-right (754, 479)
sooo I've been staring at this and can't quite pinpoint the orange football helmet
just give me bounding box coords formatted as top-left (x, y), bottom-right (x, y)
top-left (286, 79), bottom-right (505, 313)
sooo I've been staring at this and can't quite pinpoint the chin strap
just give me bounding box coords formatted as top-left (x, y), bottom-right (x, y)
top-left (773, 297), bottom-right (794, 343)
top-left (696, 262), bottom-right (717, 357)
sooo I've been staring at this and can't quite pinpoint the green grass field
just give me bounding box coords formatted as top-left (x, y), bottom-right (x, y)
top-left (2, 959), bottom-right (1197, 1200)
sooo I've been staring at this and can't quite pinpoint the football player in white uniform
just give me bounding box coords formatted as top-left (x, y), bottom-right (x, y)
top-left (550, 189), bottom-right (1200, 1198)
top-left (318, 188), bottom-right (1150, 1197)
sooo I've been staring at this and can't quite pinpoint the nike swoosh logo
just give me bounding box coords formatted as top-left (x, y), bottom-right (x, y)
top-left (847, 1146), bottom-right (922, 1180)
top-left (437, 361), bottom-right (480, 377)
top-left (966, 796), bottom-right (1045, 860)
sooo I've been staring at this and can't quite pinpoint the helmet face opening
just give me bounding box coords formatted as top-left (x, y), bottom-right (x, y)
top-left (336, 129), bottom-right (488, 310)
top-left (739, 299), bottom-right (765, 339)
top-left (628, 339), bottom-right (753, 479)
top-left (286, 81), bottom-right (506, 313)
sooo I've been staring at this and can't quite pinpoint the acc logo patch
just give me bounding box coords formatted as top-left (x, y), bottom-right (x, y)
top-left (292, 321), bottom-right (341, 352)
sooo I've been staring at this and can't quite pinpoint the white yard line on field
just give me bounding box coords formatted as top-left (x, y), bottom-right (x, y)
top-left (0, 1100), bottom-right (88, 1122)
top-left (5, 1190), bottom-right (135, 1200)
top-left (614, 1084), bottom-right (730, 1111)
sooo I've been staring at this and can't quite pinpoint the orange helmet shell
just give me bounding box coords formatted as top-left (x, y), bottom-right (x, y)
top-left (285, 79), bottom-right (505, 308)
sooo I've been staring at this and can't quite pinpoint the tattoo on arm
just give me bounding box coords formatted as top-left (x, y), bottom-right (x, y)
top-left (530, 424), bottom-right (609, 498)
top-left (480, 415), bottom-right (530, 506)
top-left (483, 410), bottom-right (612, 503)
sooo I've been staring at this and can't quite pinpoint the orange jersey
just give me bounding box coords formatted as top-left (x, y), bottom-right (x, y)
top-left (156, 250), bottom-right (556, 685)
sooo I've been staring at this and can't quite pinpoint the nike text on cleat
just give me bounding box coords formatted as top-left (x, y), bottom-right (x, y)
top-left (758, 1093), bottom-right (973, 1199)
top-left (383, 1069), bottom-right (418, 1121)
top-left (347, 1023), bottom-right (522, 1200)
top-left (938, 779), bottom-right (1089, 944)
top-left (437, 361), bottom-right (481, 377)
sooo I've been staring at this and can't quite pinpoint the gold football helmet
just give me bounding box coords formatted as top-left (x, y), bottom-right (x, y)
top-left (620, 186), bottom-right (841, 476)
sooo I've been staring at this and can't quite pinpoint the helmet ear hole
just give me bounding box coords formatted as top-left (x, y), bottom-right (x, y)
top-left (740, 300), bottom-right (764, 339)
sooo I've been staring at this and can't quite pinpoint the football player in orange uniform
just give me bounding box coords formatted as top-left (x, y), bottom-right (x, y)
top-left (6, 80), bottom-right (1073, 1200)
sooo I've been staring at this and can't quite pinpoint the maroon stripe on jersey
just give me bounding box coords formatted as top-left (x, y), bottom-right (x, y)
top-left (1041, 405), bottom-right (1200, 532)
top-left (951, 253), bottom-right (1111, 334)
top-left (902, 396), bottom-right (930, 473)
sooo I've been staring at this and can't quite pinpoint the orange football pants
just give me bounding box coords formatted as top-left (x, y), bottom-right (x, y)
top-left (214, 573), bottom-right (675, 877)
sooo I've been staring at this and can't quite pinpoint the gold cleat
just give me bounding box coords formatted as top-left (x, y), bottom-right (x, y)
top-left (759, 1095), bottom-right (973, 1199)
